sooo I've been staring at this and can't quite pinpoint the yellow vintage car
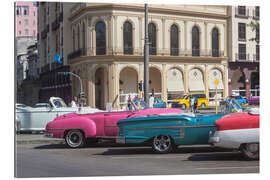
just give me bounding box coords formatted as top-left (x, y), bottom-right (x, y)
top-left (171, 93), bottom-right (208, 110)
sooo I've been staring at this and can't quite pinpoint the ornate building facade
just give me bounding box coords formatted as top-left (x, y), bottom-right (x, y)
top-left (39, 3), bottom-right (230, 109)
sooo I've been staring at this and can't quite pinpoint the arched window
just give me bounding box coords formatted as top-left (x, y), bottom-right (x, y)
top-left (192, 26), bottom-right (200, 56)
top-left (170, 24), bottom-right (179, 56)
top-left (148, 23), bottom-right (156, 55)
top-left (77, 25), bottom-right (80, 50)
top-left (212, 28), bottom-right (219, 57)
top-left (95, 21), bottom-right (106, 55)
top-left (123, 21), bottom-right (133, 55)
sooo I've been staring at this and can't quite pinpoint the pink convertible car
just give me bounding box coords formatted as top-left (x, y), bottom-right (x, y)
top-left (45, 100), bottom-right (183, 148)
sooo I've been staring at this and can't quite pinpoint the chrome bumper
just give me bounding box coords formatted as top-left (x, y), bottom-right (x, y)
top-left (208, 135), bottom-right (220, 144)
top-left (44, 132), bottom-right (54, 138)
top-left (116, 136), bottom-right (126, 144)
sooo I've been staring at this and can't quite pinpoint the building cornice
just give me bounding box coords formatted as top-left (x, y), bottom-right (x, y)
top-left (68, 55), bottom-right (228, 65)
top-left (69, 4), bottom-right (229, 22)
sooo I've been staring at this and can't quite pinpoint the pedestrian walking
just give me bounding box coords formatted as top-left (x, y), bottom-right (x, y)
top-left (71, 96), bottom-right (78, 107)
top-left (190, 95), bottom-right (195, 113)
top-left (149, 95), bottom-right (155, 108)
top-left (127, 94), bottom-right (132, 111)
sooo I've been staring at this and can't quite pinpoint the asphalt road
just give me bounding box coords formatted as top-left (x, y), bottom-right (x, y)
top-left (15, 142), bottom-right (259, 178)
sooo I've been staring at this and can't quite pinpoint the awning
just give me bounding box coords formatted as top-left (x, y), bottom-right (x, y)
top-left (167, 69), bottom-right (184, 92)
top-left (189, 79), bottom-right (205, 91)
top-left (208, 78), bottom-right (224, 89)
top-left (208, 69), bottom-right (224, 90)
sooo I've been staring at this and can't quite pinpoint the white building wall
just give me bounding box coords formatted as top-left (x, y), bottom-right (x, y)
top-left (231, 6), bottom-right (258, 62)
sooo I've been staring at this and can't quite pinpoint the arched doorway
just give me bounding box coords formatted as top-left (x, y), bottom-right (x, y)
top-left (231, 69), bottom-right (246, 96)
top-left (94, 67), bottom-right (108, 110)
top-left (149, 67), bottom-right (162, 97)
top-left (250, 72), bottom-right (259, 96)
top-left (119, 67), bottom-right (138, 94)
top-left (208, 68), bottom-right (224, 104)
top-left (189, 68), bottom-right (204, 93)
top-left (167, 67), bottom-right (184, 100)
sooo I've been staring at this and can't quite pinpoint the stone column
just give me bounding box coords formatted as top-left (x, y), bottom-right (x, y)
top-left (113, 16), bottom-right (118, 54)
top-left (204, 22), bottom-right (208, 54)
top-left (205, 64), bottom-right (209, 97)
top-left (87, 65), bottom-right (95, 107)
top-left (162, 18), bottom-right (165, 55)
top-left (184, 64), bottom-right (189, 93)
top-left (223, 23), bottom-right (227, 57)
top-left (138, 16), bottom-right (143, 55)
top-left (184, 20), bottom-right (187, 55)
top-left (243, 68), bottom-right (251, 98)
top-left (114, 64), bottom-right (120, 109)
top-left (162, 64), bottom-right (167, 103)
top-left (223, 63), bottom-right (229, 98)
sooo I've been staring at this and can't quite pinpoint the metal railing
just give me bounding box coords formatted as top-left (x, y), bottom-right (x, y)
top-left (66, 46), bottom-right (225, 60)
top-left (235, 53), bottom-right (250, 61)
top-left (235, 7), bottom-right (249, 18)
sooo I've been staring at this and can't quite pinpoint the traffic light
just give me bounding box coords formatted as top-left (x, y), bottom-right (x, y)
top-left (63, 72), bottom-right (69, 76)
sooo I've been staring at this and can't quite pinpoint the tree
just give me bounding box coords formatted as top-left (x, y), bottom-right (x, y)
top-left (248, 20), bottom-right (259, 44)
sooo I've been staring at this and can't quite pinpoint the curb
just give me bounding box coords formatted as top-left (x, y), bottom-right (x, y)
top-left (16, 139), bottom-right (65, 145)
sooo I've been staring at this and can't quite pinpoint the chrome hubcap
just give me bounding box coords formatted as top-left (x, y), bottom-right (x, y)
top-left (68, 132), bottom-right (82, 146)
top-left (153, 135), bottom-right (171, 152)
top-left (246, 143), bottom-right (259, 154)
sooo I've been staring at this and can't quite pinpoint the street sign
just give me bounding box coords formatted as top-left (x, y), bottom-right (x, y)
top-left (214, 79), bottom-right (219, 85)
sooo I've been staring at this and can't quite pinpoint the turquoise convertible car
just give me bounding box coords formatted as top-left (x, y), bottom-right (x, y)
top-left (116, 99), bottom-right (243, 153)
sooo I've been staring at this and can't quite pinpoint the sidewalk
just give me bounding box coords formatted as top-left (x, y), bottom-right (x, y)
top-left (16, 133), bottom-right (64, 145)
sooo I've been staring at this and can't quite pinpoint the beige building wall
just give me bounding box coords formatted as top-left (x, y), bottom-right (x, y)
top-left (40, 3), bottom-right (230, 109)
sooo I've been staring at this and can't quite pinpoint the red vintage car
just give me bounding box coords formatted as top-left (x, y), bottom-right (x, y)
top-left (209, 108), bottom-right (259, 160)
top-left (45, 100), bottom-right (183, 148)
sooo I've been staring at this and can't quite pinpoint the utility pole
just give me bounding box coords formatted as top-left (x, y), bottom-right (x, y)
top-left (144, 3), bottom-right (150, 107)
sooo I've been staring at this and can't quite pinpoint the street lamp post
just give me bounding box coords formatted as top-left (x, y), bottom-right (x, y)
top-left (144, 3), bottom-right (150, 107)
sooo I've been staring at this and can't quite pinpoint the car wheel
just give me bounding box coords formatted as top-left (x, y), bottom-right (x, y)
top-left (201, 103), bottom-right (206, 108)
top-left (152, 135), bottom-right (174, 154)
top-left (65, 130), bottom-right (86, 148)
top-left (181, 104), bottom-right (186, 110)
top-left (241, 143), bottom-right (259, 160)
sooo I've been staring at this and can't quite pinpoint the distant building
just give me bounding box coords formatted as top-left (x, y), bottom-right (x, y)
top-left (227, 6), bottom-right (260, 98)
top-left (37, 2), bottom-right (74, 104)
top-left (15, 1), bottom-right (38, 103)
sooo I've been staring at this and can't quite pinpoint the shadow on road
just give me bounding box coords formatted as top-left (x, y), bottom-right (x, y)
top-left (33, 142), bottom-right (147, 150)
top-left (94, 146), bottom-right (233, 156)
top-left (187, 152), bottom-right (248, 161)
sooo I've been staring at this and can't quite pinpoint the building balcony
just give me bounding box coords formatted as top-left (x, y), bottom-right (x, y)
top-left (253, 54), bottom-right (260, 62)
top-left (52, 18), bottom-right (60, 31)
top-left (235, 7), bottom-right (249, 18)
top-left (252, 9), bottom-right (260, 20)
top-left (235, 53), bottom-right (250, 61)
top-left (59, 12), bottom-right (63, 22)
top-left (67, 46), bottom-right (226, 61)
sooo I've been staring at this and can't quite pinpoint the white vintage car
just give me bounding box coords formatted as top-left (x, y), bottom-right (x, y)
top-left (16, 97), bottom-right (102, 132)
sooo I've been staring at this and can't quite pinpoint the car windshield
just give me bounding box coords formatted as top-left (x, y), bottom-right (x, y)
top-left (16, 104), bottom-right (26, 108)
top-left (133, 98), bottom-right (147, 110)
top-left (53, 99), bottom-right (67, 108)
top-left (220, 98), bottom-right (243, 114)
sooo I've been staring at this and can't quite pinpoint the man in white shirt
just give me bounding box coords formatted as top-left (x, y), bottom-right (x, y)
top-left (149, 95), bottom-right (155, 108)
top-left (71, 96), bottom-right (78, 107)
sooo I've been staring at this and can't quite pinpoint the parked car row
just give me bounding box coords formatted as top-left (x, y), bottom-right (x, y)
top-left (44, 97), bottom-right (259, 160)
